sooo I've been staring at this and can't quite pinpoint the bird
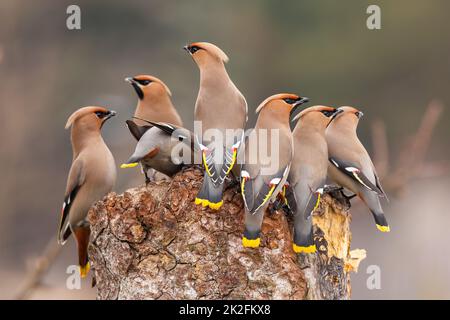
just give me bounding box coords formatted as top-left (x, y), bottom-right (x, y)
top-left (240, 93), bottom-right (309, 248)
top-left (184, 42), bottom-right (247, 210)
top-left (285, 105), bottom-right (340, 254)
top-left (58, 106), bottom-right (117, 278)
top-left (121, 120), bottom-right (197, 178)
top-left (326, 106), bottom-right (390, 232)
top-left (123, 75), bottom-right (184, 183)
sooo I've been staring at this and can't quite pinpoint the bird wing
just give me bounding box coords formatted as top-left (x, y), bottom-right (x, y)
top-left (218, 133), bottom-right (244, 185)
top-left (373, 167), bottom-right (388, 200)
top-left (202, 146), bottom-right (221, 186)
top-left (329, 157), bottom-right (384, 196)
top-left (58, 158), bottom-right (85, 244)
top-left (145, 121), bottom-right (194, 142)
top-left (241, 164), bottom-right (290, 214)
top-left (126, 120), bottom-right (152, 141)
top-left (135, 119), bottom-right (197, 153)
top-left (284, 183), bottom-right (323, 219)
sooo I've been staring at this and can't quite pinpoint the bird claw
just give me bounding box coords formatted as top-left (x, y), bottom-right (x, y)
top-left (225, 177), bottom-right (239, 191)
top-left (324, 185), bottom-right (355, 207)
top-left (269, 199), bottom-right (291, 216)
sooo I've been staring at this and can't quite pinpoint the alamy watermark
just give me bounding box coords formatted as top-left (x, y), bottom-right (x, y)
top-left (66, 265), bottom-right (81, 290)
top-left (366, 264), bottom-right (381, 290)
top-left (367, 5), bottom-right (381, 30)
top-left (66, 5), bottom-right (81, 30)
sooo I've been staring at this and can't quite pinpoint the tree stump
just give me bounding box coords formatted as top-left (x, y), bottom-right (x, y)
top-left (88, 167), bottom-right (365, 300)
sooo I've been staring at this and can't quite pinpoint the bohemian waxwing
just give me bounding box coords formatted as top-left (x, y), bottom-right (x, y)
top-left (285, 106), bottom-right (340, 254)
top-left (58, 106), bottom-right (117, 278)
top-left (184, 42), bottom-right (247, 210)
top-left (240, 93), bottom-right (309, 248)
top-left (121, 120), bottom-right (197, 178)
top-left (326, 106), bottom-right (390, 232)
top-left (124, 75), bottom-right (183, 182)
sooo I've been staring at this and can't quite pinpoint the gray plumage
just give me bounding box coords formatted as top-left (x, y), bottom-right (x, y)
top-left (286, 106), bottom-right (338, 254)
top-left (240, 94), bottom-right (309, 248)
top-left (326, 106), bottom-right (389, 232)
top-left (122, 121), bottom-right (196, 178)
top-left (184, 42), bottom-right (247, 210)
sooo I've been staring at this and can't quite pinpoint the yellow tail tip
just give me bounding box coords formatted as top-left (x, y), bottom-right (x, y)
top-left (79, 262), bottom-right (90, 278)
top-left (293, 244), bottom-right (316, 254)
top-left (376, 224), bottom-right (390, 232)
top-left (195, 197), bottom-right (209, 207)
top-left (242, 237), bottom-right (260, 248)
top-left (208, 200), bottom-right (223, 210)
top-left (120, 162), bottom-right (138, 169)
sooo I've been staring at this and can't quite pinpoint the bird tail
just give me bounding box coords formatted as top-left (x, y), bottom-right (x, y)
top-left (292, 187), bottom-right (321, 254)
top-left (362, 190), bottom-right (390, 232)
top-left (73, 226), bottom-right (91, 278)
top-left (372, 210), bottom-right (390, 232)
top-left (195, 173), bottom-right (224, 210)
top-left (242, 209), bottom-right (264, 248)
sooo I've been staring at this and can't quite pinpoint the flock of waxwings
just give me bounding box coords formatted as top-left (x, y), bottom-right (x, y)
top-left (58, 42), bottom-right (389, 278)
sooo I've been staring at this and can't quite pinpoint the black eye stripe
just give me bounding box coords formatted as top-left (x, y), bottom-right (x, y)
top-left (134, 79), bottom-right (152, 86)
top-left (133, 79), bottom-right (152, 86)
top-left (95, 111), bottom-right (107, 118)
top-left (321, 110), bottom-right (335, 117)
top-left (283, 98), bottom-right (298, 104)
top-left (189, 46), bottom-right (200, 54)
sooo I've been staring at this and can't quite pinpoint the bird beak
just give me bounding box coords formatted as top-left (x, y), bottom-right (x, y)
top-left (100, 110), bottom-right (116, 129)
top-left (183, 45), bottom-right (190, 53)
top-left (102, 110), bottom-right (116, 125)
top-left (356, 111), bottom-right (364, 119)
top-left (291, 97), bottom-right (310, 114)
top-left (125, 77), bottom-right (144, 100)
top-left (106, 110), bottom-right (117, 120)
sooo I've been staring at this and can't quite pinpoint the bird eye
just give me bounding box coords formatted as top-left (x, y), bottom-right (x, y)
top-left (136, 79), bottom-right (152, 86)
top-left (283, 98), bottom-right (296, 104)
top-left (95, 111), bottom-right (106, 118)
top-left (321, 110), bottom-right (335, 117)
top-left (189, 46), bottom-right (200, 54)
top-left (355, 111), bottom-right (364, 118)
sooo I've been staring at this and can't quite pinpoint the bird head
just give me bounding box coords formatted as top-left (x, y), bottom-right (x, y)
top-left (183, 42), bottom-right (229, 67)
top-left (292, 105), bottom-right (339, 126)
top-left (256, 93), bottom-right (309, 116)
top-left (329, 106), bottom-right (363, 124)
top-left (125, 75), bottom-right (172, 101)
top-left (65, 106), bottom-right (116, 131)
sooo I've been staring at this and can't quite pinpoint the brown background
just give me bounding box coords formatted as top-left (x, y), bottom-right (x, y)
top-left (0, 0), bottom-right (449, 299)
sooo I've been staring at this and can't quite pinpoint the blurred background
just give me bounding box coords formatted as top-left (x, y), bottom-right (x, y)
top-left (1, 0), bottom-right (449, 299)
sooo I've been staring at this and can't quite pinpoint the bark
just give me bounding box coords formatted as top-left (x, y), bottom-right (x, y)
top-left (88, 166), bottom-right (365, 300)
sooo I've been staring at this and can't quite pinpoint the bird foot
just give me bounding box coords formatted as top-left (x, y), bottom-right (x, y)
top-left (324, 185), bottom-right (354, 207)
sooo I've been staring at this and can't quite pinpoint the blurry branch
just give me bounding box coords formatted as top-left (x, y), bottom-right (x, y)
top-left (15, 237), bottom-right (62, 300)
top-left (372, 100), bottom-right (446, 196)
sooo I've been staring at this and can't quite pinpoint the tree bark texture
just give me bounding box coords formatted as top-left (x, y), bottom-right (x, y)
top-left (88, 167), bottom-right (365, 300)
